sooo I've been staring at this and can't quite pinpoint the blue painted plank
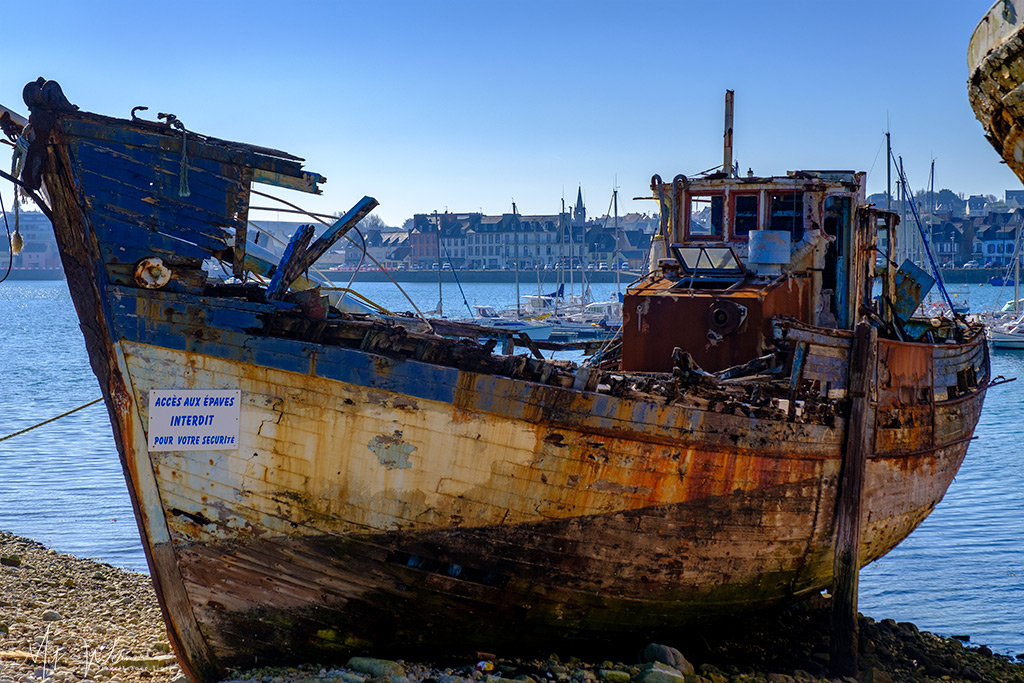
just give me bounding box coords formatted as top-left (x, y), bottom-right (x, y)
top-left (62, 117), bottom-right (308, 179)
top-left (204, 305), bottom-right (269, 332)
top-left (92, 214), bottom-right (211, 262)
top-left (266, 225), bottom-right (315, 300)
top-left (84, 187), bottom-right (231, 256)
top-left (103, 290), bottom-right (686, 440)
top-left (71, 159), bottom-right (235, 250)
top-left (315, 346), bottom-right (457, 404)
top-left (71, 136), bottom-right (244, 211)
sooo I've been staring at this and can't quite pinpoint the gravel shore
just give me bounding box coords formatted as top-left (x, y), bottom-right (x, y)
top-left (3, 530), bottom-right (1022, 683)
top-left (0, 531), bottom-right (181, 683)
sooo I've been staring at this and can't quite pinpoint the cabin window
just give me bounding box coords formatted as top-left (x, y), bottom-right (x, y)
top-left (687, 194), bottom-right (724, 239)
top-left (732, 194), bottom-right (758, 238)
top-left (823, 196), bottom-right (850, 244)
top-left (768, 192), bottom-right (804, 240)
top-left (822, 195), bottom-right (851, 296)
top-left (669, 244), bottom-right (746, 289)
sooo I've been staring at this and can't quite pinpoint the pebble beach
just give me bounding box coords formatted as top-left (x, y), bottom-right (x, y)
top-left (2, 530), bottom-right (1023, 683)
top-left (0, 531), bottom-right (181, 683)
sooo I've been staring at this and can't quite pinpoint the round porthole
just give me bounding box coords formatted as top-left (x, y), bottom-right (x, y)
top-left (707, 299), bottom-right (746, 336)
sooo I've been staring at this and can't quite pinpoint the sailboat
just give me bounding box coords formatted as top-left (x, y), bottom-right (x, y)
top-left (981, 222), bottom-right (1024, 347)
top-left (544, 189), bottom-right (627, 341)
top-left (464, 304), bottom-right (555, 341)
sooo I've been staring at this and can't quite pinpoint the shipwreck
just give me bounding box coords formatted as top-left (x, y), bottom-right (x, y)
top-left (0, 80), bottom-right (990, 682)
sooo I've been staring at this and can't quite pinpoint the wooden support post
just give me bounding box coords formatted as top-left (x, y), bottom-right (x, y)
top-left (830, 321), bottom-right (877, 678)
top-left (232, 167), bottom-right (253, 281)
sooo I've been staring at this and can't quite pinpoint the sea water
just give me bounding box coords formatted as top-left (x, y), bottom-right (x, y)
top-left (0, 279), bottom-right (1021, 655)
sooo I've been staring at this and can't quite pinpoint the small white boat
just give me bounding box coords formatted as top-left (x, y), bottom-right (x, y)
top-left (582, 298), bottom-right (623, 325)
top-left (987, 312), bottom-right (1024, 349)
top-left (545, 299), bottom-right (622, 342)
top-left (466, 304), bottom-right (554, 341)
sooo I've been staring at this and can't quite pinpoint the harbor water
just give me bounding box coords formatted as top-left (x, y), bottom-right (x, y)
top-left (1, 279), bottom-right (1022, 655)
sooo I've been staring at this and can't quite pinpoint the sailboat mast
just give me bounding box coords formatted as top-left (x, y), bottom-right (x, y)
top-left (886, 132), bottom-right (895, 259)
top-left (535, 215), bottom-right (541, 298)
top-left (886, 132), bottom-right (891, 212)
top-left (1016, 221), bottom-right (1020, 315)
top-left (567, 197), bottom-right (575, 303)
top-left (929, 159), bottom-right (936, 263)
top-left (513, 201), bottom-right (521, 318)
top-left (434, 210), bottom-right (443, 316)
top-left (723, 90), bottom-right (734, 175)
top-left (614, 187), bottom-right (621, 296)
top-left (929, 159), bottom-right (935, 219)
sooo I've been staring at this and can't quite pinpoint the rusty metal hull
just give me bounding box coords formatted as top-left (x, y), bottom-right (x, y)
top-left (17, 84), bottom-right (990, 682)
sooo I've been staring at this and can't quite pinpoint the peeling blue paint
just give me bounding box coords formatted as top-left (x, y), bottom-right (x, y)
top-left (368, 431), bottom-right (415, 470)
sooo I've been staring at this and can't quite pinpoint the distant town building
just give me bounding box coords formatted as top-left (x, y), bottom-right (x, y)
top-left (1006, 189), bottom-right (1024, 206)
top-left (0, 210), bottom-right (62, 271)
top-left (0, 194), bottom-right (655, 276)
top-left (967, 195), bottom-right (989, 217)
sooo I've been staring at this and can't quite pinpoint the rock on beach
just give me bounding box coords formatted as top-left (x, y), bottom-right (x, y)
top-left (4, 530), bottom-right (1024, 683)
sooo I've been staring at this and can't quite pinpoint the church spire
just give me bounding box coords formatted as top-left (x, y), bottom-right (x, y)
top-left (573, 186), bottom-right (586, 225)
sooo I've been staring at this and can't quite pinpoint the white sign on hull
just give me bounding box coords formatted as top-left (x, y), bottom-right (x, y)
top-left (148, 389), bottom-right (241, 451)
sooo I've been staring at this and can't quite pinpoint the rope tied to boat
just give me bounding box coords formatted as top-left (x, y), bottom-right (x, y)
top-left (8, 134), bottom-right (28, 256)
top-left (0, 398), bottom-right (103, 443)
top-left (158, 113), bottom-right (190, 197)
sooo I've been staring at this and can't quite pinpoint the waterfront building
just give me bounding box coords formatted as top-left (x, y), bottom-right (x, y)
top-left (0, 210), bottom-right (62, 271)
top-left (975, 209), bottom-right (1024, 267)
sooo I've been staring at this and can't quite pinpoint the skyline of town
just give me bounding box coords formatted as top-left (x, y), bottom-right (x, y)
top-left (8, 179), bottom-right (1024, 274)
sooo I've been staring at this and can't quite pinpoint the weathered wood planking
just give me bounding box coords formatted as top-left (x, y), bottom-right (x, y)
top-left (61, 116), bottom-right (310, 180)
top-left (112, 323), bottom-right (980, 665)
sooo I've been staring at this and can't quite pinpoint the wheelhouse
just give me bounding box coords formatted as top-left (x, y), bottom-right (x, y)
top-left (623, 171), bottom-right (898, 372)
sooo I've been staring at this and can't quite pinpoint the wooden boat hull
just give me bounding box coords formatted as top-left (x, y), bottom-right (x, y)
top-left (109, 289), bottom-right (983, 672)
top-left (117, 322), bottom-right (982, 670)
top-left (970, 0), bottom-right (1024, 183)
top-left (17, 83), bottom-right (989, 681)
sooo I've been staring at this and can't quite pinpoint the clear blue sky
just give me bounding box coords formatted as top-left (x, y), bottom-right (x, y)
top-left (1, 0), bottom-right (1017, 227)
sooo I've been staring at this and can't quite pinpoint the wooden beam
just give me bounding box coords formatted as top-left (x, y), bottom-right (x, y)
top-left (0, 103), bottom-right (28, 128)
top-left (252, 168), bottom-right (326, 195)
top-left (262, 197), bottom-right (378, 301)
top-left (830, 321), bottom-right (877, 678)
top-left (232, 167), bottom-right (253, 280)
top-left (303, 196), bottom-right (379, 266)
top-left (517, 332), bottom-right (544, 359)
top-left (266, 224), bottom-right (315, 300)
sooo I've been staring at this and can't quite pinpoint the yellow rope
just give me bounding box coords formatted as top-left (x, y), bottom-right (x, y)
top-left (0, 398), bottom-right (103, 442)
top-left (320, 286), bottom-right (396, 315)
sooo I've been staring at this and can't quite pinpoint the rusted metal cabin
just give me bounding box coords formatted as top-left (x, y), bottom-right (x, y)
top-left (623, 170), bottom-right (889, 373)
